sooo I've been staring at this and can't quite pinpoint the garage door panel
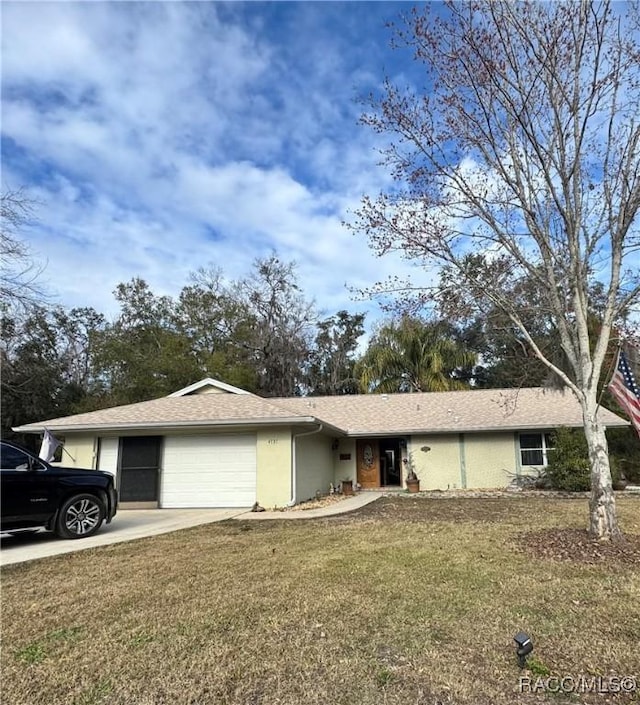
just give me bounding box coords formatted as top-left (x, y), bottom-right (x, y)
top-left (162, 434), bottom-right (256, 508)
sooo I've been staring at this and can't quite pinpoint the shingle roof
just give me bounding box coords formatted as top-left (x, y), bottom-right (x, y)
top-left (275, 387), bottom-right (627, 434)
top-left (13, 395), bottom-right (322, 433)
top-left (13, 386), bottom-right (627, 435)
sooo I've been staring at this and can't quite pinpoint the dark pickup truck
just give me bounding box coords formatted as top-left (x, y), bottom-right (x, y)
top-left (1, 440), bottom-right (118, 539)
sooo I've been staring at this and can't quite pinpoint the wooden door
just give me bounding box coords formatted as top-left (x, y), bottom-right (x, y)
top-left (356, 440), bottom-right (380, 488)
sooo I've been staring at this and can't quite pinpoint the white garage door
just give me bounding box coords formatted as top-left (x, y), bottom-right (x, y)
top-left (162, 434), bottom-right (256, 508)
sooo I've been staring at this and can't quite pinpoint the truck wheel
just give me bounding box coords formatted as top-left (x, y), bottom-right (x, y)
top-left (56, 494), bottom-right (105, 539)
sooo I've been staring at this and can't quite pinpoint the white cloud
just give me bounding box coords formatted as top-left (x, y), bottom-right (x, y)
top-left (2, 1), bottom-right (419, 326)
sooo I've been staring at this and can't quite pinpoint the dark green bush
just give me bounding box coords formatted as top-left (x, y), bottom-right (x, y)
top-left (609, 456), bottom-right (626, 488)
top-left (544, 427), bottom-right (590, 492)
top-left (606, 427), bottom-right (640, 484)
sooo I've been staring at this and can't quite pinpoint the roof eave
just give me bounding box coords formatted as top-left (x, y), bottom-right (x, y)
top-left (13, 416), bottom-right (326, 434)
top-left (344, 419), bottom-right (629, 436)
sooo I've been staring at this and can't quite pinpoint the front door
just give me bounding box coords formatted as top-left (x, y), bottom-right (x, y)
top-left (119, 437), bottom-right (161, 504)
top-left (356, 439), bottom-right (380, 488)
top-left (379, 438), bottom-right (402, 486)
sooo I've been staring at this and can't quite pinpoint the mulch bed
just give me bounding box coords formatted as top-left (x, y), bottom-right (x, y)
top-left (515, 527), bottom-right (640, 566)
top-left (337, 495), bottom-right (640, 566)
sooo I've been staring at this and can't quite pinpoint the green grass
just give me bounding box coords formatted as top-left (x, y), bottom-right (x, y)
top-left (2, 496), bottom-right (639, 705)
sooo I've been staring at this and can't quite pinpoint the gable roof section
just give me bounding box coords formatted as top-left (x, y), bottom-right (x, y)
top-left (13, 387), bottom-right (627, 436)
top-left (275, 388), bottom-right (628, 435)
top-left (13, 395), bottom-right (329, 434)
top-left (168, 378), bottom-right (253, 397)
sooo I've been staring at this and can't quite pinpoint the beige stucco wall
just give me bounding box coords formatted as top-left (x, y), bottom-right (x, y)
top-left (333, 437), bottom-right (357, 486)
top-left (59, 435), bottom-right (97, 469)
top-left (464, 432), bottom-right (517, 488)
top-left (55, 427), bottom-right (519, 506)
top-left (256, 428), bottom-right (292, 508)
top-left (407, 433), bottom-right (517, 489)
top-left (330, 434), bottom-right (512, 491)
top-left (295, 432), bottom-right (335, 502)
top-left (190, 386), bottom-right (227, 395)
top-left (409, 435), bottom-right (463, 489)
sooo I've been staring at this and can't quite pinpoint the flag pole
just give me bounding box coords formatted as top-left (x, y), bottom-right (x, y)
top-left (595, 342), bottom-right (621, 416)
top-left (40, 428), bottom-right (76, 463)
top-left (60, 444), bottom-right (76, 463)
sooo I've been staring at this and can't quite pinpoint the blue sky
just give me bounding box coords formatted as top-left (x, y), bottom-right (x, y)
top-left (2, 1), bottom-right (429, 323)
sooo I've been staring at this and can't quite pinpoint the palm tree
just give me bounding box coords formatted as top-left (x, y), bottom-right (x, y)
top-left (357, 317), bottom-right (475, 393)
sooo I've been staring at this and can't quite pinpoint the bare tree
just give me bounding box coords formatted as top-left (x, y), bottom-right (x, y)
top-left (237, 255), bottom-right (316, 397)
top-left (1, 189), bottom-right (46, 311)
top-left (353, 1), bottom-right (640, 539)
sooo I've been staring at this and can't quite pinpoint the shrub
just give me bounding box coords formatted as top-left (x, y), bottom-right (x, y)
top-left (544, 427), bottom-right (590, 492)
top-left (606, 427), bottom-right (640, 484)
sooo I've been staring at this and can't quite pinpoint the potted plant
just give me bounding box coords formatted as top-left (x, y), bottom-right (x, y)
top-left (341, 479), bottom-right (354, 496)
top-left (403, 455), bottom-right (420, 493)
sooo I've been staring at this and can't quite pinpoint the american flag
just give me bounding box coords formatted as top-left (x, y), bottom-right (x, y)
top-left (608, 348), bottom-right (640, 436)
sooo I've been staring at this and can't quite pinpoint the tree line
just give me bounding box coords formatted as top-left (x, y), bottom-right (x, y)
top-left (3, 246), bottom-right (632, 443)
top-left (4, 236), bottom-right (602, 445)
top-left (1, 256), bottom-right (357, 437)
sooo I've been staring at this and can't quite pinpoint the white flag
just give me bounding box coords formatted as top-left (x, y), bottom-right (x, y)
top-left (39, 429), bottom-right (61, 462)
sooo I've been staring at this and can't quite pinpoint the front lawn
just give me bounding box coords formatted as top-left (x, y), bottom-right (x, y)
top-left (2, 496), bottom-right (639, 705)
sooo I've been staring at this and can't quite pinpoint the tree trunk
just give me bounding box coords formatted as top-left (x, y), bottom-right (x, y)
top-left (583, 407), bottom-right (621, 541)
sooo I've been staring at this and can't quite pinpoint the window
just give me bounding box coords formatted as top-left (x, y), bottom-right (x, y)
top-left (0, 444), bottom-right (32, 471)
top-left (519, 433), bottom-right (554, 466)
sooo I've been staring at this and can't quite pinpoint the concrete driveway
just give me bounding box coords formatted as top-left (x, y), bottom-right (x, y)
top-left (0, 508), bottom-right (249, 567)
